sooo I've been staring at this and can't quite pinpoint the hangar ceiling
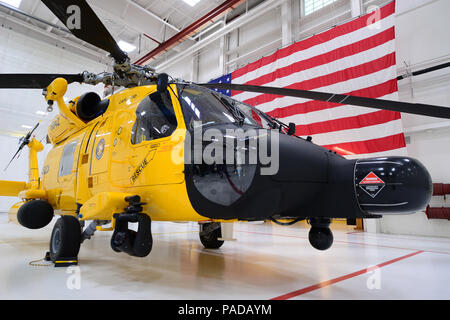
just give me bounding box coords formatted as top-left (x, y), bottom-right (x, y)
top-left (0, 0), bottom-right (259, 64)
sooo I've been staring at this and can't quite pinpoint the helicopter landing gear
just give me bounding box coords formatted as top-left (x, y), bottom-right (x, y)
top-left (199, 222), bottom-right (224, 249)
top-left (110, 196), bottom-right (153, 257)
top-left (308, 217), bottom-right (333, 251)
top-left (49, 215), bottom-right (82, 266)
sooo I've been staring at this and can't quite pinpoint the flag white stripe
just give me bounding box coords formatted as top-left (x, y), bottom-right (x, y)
top-left (280, 92), bottom-right (399, 125)
top-left (255, 65), bottom-right (397, 113)
top-left (233, 40), bottom-right (395, 102)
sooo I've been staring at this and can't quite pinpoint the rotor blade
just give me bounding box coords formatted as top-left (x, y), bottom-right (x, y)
top-left (4, 145), bottom-right (24, 171)
top-left (25, 122), bottom-right (40, 140)
top-left (4, 122), bottom-right (41, 171)
top-left (0, 74), bottom-right (84, 89)
top-left (41, 0), bottom-right (128, 63)
top-left (200, 83), bottom-right (450, 119)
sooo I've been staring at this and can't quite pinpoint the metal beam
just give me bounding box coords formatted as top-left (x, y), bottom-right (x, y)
top-left (88, 2), bottom-right (163, 43)
top-left (0, 11), bottom-right (108, 62)
top-left (154, 0), bottom-right (283, 71)
top-left (134, 0), bottom-right (247, 65)
top-left (225, 38), bottom-right (282, 66)
top-left (0, 2), bottom-right (70, 34)
top-left (281, 0), bottom-right (293, 46)
top-left (124, 0), bottom-right (183, 33)
top-left (350, 0), bottom-right (363, 17)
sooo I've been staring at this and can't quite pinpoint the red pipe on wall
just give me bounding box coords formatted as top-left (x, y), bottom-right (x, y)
top-left (433, 183), bottom-right (450, 196)
top-left (425, 206), bottom-right (450, 220)
top-left (134, 0), bottom-right (247, 66)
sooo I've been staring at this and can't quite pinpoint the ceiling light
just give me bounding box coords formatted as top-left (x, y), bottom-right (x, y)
top-left (118, 40), bottom-right (136, 53)
top-left (182, 0), bottom-right (201, 7)
top-left (21, 125), bottom-right (32, 129)
top-left (36, 111), bottom-right (47, 116)
top-left (0, 0), bottom-right (22, 8)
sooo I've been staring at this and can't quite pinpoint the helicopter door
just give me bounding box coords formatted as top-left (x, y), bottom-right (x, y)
top-left (127, 87), bottom-right (184, 186)
top-left (109, 109), bottom-right (136, 187)
top-left (56, 138), bottom-right (82, 212)
top-left (83, 117), bottom-right (112, 196)
top-left (89, 118), bottom-right (110, 176)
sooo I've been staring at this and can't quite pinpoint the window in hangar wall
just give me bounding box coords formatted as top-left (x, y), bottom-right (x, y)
top-left (303, 0), bottom-right (338, 16)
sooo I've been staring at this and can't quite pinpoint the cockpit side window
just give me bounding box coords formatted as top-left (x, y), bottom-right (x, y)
top-left (132, 91), bottom-right (177, 144)
top-left (177, 84), bottom-right (263, 129)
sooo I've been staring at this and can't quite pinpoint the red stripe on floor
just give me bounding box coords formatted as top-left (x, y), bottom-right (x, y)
top-left (237, 229), bottom-right (450, 255)
top-left (270, 250), bottom-right (423, 300)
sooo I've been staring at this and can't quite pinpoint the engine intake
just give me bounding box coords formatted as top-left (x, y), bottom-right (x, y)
top-left (76, 92), bottom-right (110, 122)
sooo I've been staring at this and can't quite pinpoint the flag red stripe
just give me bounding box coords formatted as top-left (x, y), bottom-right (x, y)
top-left (268, 79), bottom-right (398, 118)
top-left (242, 52), bottom-right (396, 106)
top-left (232, 1), bottom-right (395, 79)
top-left (323, 133), bottom-right (406, 156)
top-left (295, 110), bottom-right (401, 136)
top-left (233, 27), bottom-right (395, 91)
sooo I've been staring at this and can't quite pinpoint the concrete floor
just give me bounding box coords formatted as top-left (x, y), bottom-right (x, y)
top-left (0, 213), bottom-right (449, 300)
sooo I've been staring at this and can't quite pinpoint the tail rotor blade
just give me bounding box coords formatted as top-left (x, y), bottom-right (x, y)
top-left (4, 147), bottom-right (24, 171)
top-left (26, 122), bottom-right (40, 140)
top-left (4, 122), bottom-right (41, 171)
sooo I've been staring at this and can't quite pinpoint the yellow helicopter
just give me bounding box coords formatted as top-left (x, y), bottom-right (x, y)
top-left (0, 0), bottom-right (448, 267)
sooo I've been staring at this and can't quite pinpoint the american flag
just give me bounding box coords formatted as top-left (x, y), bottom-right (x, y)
top-left (209, 1), bottom-right (406, 159)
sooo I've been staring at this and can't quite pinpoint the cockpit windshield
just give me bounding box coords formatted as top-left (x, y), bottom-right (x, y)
top-left (176, 84), bottom-right (271, 129)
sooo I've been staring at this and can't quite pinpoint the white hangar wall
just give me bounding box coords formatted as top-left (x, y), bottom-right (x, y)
top-left (157, 0), bottom-right (450, 237)
top-left (378, 0), bottom-right (450, 237)
top-left (0, 27), bottom-right (106, 212)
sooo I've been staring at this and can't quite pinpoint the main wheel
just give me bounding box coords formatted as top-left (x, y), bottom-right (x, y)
top-left (49, 216), bottom-right (82, 263)
top-left (308, 227), bottom-right (333, 251)
top-left (199, 223), bottom-right (224, 249)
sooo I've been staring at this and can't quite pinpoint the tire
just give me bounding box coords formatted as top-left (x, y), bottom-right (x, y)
top-left (199, 223), bottom-right (224, 249)
top-left (49, 216), bottom-right (82, 262)
top-left (308, 227), bottom-right (333, 251)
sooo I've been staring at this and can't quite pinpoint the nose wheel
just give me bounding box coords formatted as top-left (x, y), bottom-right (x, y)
top-left (308, 218), bottom-right (333, 251)
top-left (199, 222), bottom-right (224, 249)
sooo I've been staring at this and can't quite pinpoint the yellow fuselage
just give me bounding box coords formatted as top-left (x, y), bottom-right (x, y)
top-left (42, 84), bottom-right (207, 222)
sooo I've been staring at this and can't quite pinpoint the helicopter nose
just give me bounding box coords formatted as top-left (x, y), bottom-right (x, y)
top-left (354, 157), bottom-right (433, 214)
top-left (269, 135), bottom-right (433, 217)
top-left (184, 126), bottom-right (432, 221)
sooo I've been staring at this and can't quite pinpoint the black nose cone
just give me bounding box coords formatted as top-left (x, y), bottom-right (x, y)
top-left (355, 157), bottom-right (433, 214)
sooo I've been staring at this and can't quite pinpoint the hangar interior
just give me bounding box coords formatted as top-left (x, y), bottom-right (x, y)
top-left (0, 0), bottom-right (449, 300)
